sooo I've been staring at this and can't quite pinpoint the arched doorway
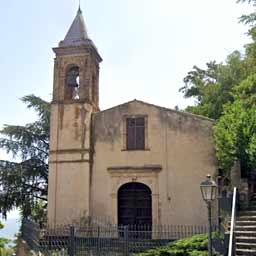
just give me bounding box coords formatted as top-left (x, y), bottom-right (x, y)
top-left (118, 182), bottom-right (152, 226)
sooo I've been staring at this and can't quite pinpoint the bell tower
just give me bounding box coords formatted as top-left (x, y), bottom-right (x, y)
top-left (47, 8), bottom-right (102, 226)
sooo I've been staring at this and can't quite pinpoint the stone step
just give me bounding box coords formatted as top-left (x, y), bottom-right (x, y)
top-left (247, 207), bottom-right (256, 211)
top-left (236, 236), bottom-right (256, 243)
top-left (236, 242), bottom-right (256, 249)
top-left (238, 215), bottom-right (256, 221)
top-left (235, 201), bottom-right (256, 254)
top-left (241, 201), bottom-right (256, 205)
top-left (240, 208), bottom-right (256, 212)
top-left (236, 221), bottom-right (256, 226)
top-left (235, 230), bottom-right (256, 236)
top-left (236, 248), bottom-right (256, 255)
top-left (239, 211), bottom-right (256, 216)
top-left (236, 226), bottom-right (256, 231)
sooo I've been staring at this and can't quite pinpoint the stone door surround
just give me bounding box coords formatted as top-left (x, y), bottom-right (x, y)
top-left (107, 165), bottom-right (162, 226)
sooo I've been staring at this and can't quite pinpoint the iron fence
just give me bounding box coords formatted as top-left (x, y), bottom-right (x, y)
top-left (21, 218), bottom-right (215, 256)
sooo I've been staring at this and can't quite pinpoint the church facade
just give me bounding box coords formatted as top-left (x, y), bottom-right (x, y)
top-left (47, 8), bottom-right (218, 227)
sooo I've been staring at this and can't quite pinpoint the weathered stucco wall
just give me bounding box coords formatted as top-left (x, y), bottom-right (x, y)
top-left (91, 100), bottom-right (217, 226)
top-left (48, 103), bottom-right (93, 226)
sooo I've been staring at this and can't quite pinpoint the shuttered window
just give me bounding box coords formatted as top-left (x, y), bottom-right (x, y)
top-left (126, 117), bottom-right (145, 150)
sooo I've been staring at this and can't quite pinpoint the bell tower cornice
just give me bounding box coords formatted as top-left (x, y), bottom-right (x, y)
top-left (53, 45), bottom-right (102, 63)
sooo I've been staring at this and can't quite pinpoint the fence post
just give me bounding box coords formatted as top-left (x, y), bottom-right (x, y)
top-left (124, 226), bottom-right (129, 256)
top-left (97, 226), bottom-right (100, 256)
top-left (68, 225), bottom-right (75, 256)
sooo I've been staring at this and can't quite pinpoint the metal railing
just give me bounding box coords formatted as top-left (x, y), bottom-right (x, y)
top-left (21, 218), bottom-right (216, 256)
top-left (228, 187), bottom-right (237, 256)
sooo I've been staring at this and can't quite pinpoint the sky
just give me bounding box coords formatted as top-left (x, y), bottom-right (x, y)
top-left (0, 0), bottom-right (254, 208)
top-left (0, 1), bottom-right (253, 131)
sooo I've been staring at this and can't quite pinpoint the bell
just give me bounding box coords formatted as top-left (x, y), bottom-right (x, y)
top-left (67, 75), bottom-right (78, 87)
top-left (67, 68), bottom-right (79, 87)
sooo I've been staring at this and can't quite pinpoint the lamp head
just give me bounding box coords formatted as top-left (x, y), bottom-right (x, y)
top-left (200, 174), bottom-right (217, 202)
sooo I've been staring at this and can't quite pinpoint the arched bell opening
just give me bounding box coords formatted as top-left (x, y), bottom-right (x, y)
top-left (65, 66), bottom-right (80, 100)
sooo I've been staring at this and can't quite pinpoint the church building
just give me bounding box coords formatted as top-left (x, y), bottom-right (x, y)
top-left (47, 8), bottom-right (218, 227)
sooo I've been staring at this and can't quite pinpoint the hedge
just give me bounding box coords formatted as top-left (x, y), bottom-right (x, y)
top-left (136, 233), bottom-right (220, 256)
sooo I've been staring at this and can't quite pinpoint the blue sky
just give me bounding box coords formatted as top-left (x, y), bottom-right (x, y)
top-left (0, 0), bottom-right (254, 158)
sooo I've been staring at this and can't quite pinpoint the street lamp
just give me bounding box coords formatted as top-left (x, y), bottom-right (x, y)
top-left (200, 174), bottom-right (217, 256)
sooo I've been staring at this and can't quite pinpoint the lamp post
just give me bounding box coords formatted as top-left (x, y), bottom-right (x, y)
top-left (200, 174), bottom-right (217, 256)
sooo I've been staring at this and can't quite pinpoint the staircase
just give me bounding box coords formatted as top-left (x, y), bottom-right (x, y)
top-left (235, 194), bottom-right (256, 255)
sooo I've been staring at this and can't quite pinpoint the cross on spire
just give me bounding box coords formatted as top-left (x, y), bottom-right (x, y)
top-left (78, 0), bottom-right (81, 13)
top-left (59, 3), bottom-right (91, 47)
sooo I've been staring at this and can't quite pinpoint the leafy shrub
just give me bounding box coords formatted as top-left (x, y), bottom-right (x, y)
top-left (0, 247), bottom-right (15, 256)
top-left (136, 233), bottom-right (220, 256)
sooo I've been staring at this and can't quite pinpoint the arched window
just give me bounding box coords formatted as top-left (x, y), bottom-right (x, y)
top-left (65, 66), bottom-right (80, 100)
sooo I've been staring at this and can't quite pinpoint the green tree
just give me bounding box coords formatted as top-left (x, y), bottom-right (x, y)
top-left (179, 51), bottom-right (246, 119)
top-left (0, 95), bottom-right (50, 221)
top-left (179, 1), bottom-right (256, 175)
top-left (237, 0), bottom-right (256, 25)
top-left (214, 74), bottom-right (256, 176)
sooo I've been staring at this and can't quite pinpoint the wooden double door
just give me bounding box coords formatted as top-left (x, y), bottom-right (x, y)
top-left (118, 182), bottom-right (152, 226)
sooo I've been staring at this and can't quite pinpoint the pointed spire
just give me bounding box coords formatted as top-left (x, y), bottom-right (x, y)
top-left (78, 0), bottom-right (82, 14)
top-left (59, 6), bottom-right (92, 47)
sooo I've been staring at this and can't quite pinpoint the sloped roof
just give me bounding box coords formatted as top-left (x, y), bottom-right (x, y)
top-left (96, 99), bottom-right (214, 123)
